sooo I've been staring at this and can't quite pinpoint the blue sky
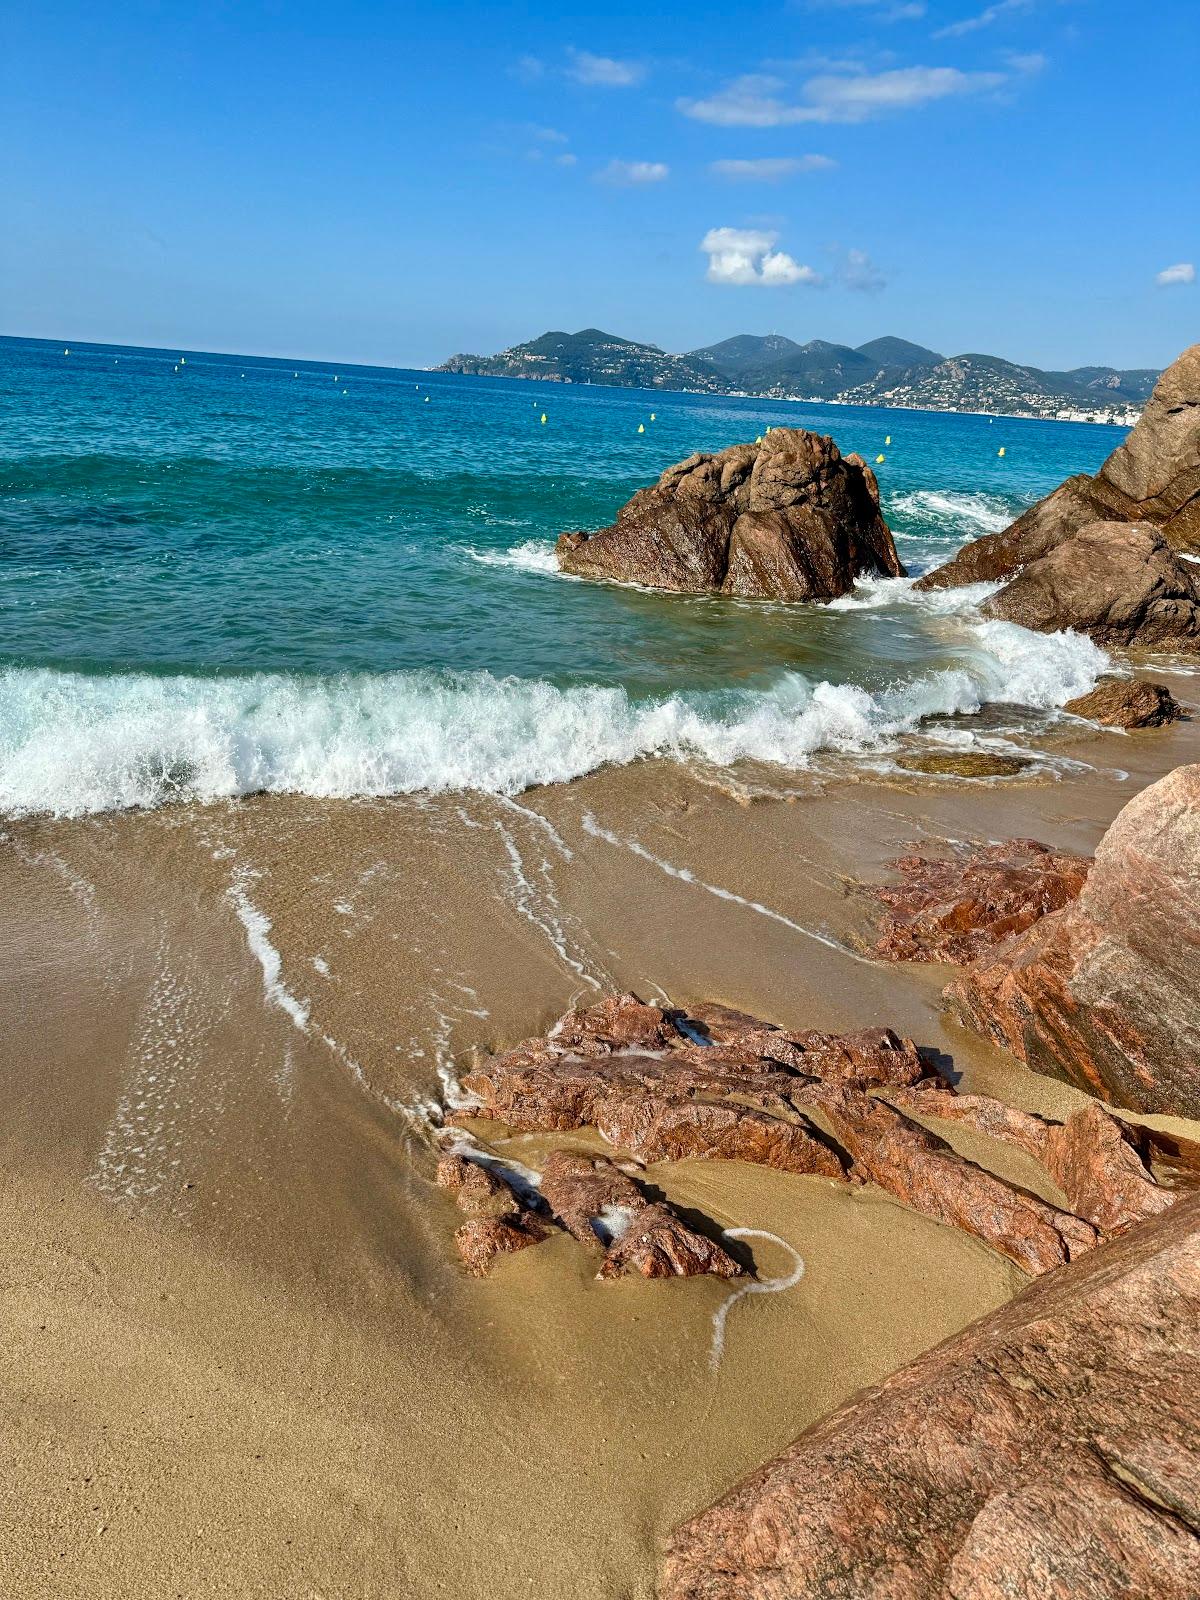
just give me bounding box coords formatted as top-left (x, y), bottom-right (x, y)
top-left (2, 0), bottom-right (1196, 370)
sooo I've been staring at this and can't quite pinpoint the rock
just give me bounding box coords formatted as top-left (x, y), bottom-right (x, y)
top-left (449, 994), bottom-right (1173, 1276)
top-left (809, 1084), bottom-right (1098, 1274)
top-left (556, 429), bottom-right (904, 600)
top-left (537, 1150), bottom-right (743, 1280)
top-left (980, 520), bottom-right (1200, 649)
top-left (661, 1193), bottom-right (1200, 1600)
top-left (946, 764), bottom-right (1200, 1118)
top-left (1063, 675), bottom-right (1184, 728)
top-left (453, 1213), bottom-right (547, 1275)
top-left (871, 839), bottom-right (1091, 964)
top-left (918, 342), bottom-right (1200, 591)
top-left (888, 1088), bottom-right (1176, 1237)
top-left (436, 1153), bottom-right (520, 1217)
top-left (896, 751), bottom-right (1032, 778)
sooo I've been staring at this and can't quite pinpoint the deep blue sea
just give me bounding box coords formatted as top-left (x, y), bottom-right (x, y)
top-left (0, 334), bottom-right (1121, 814)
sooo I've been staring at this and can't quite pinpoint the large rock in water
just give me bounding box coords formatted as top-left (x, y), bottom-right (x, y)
top-left (556, 429), bottom-right (905, 600)
top-left (661, 1192), bottom-right (1200, 1600)
top-left (980, 519), bottom-right (1200, 649)
top-left (918, 341), bottom-right (1200, 590)
top-left (947, 763), bottom-right (1200, 1119)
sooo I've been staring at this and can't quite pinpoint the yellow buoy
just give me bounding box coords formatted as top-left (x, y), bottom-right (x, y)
top-left (884, 434), bottom-right (891, 445)
top-left (875, 453), bottom-right (886, 464)
top-left (342, 388), bottom-right (348, 395)
top-left (424, 395), bottom-right (430, 403)
top-left (755, 435), bottom-right (762, 443)
top-left (540, 413), bottom-right (547, 425)
top-left (181, 357), bottom-right (186, 365)
top-left (637, 423), bottom-right (645, 434)
top-left (650, 412), bottom-right (656, 421)
top-left (998, 447), bottom-right (1006, 457)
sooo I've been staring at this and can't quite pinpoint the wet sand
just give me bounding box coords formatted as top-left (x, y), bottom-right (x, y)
top-left (2, 679), bottom-right (1198, 1598)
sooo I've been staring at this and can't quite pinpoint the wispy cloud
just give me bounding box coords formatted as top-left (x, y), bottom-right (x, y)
top-left (701, 227), bottom-right (823, 286)
top-left (567, 48), bottom-right (645, 87)
top-left (810, 0), bottom-right (926, 19)
top-left (598, 159), bottom-right (670, 185)
top-left (839, 248), bottom-right (887, 292)
top-left (1006, 51), bottom-right (1048, 73)
top-left (1156, 262), bottom-right (1196, 287)
top-left (934, 0), bottom-right (1032, 39)
top-left (710, 155), bottom-right (837, 180)
top-left (680, 65), bottom-right (1006, 126)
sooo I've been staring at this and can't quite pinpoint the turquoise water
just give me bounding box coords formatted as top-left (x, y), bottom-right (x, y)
top-left (0, 335), bottom-right (1120, 813)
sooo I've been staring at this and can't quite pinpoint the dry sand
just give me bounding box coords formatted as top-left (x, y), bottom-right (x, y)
top-left (2, 678), bottom-right (1197, 1597)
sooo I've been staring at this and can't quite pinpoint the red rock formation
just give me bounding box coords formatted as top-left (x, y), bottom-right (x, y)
top-left (556, 429), bottom-right (904, 600)
top-left (889, 1088), bottom-right (1176, 1237)
top-left (947, 764), bottom-right (1200, 1119)
top-left (809, 1084), bottom-right (1098, 1274)
top-left (1064, 676), bottom-right (1185, 728)
top-left (453, 1214), bottom-right (547, 1275)
top-left (872, 839), bottom-right (1091, 965)
top-left (918, 342), bottom-right (1200, 590)
top-left (661, 1194), bottom-right (1200, 1600)
top-left (537, 1150), bottom-right (742, 1280)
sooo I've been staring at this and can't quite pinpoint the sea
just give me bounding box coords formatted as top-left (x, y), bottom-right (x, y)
top-left (0, 334), bottom-right (1121, 817)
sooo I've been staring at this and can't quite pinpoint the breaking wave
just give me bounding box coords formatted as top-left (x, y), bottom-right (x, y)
top-left (464, 539), bottom-right (562, 576)
top-left (0, 609), bottom-right (1105, 816)
top-left (888, 488), bottom-right (1017, 539)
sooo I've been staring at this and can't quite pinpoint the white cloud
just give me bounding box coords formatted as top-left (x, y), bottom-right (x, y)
top-left (680, 65), bottom-right (1005, 126)
top-left (1157, 262), bottom-right (1196, 287)
top-left (1006, 50), bottom-right (1047, 73)
top-left (710, 155), bottom-right (837, 180)
top-left (813, 0), bottom-right (926, 17)
top-left (934, 0), bottom-right (1031, 39)
top-left (598, 159), bottom-right (669, 185)
top-left (529, 125), bottom-right (569, 144)
top-left (701, 227), bottom-right (823, 287)
top-left (567, 49), bottom-right (644, 87)
top-left (840, 248), bottom-right (887, 292)
top-left (555, 152), bottom-right (578, 167)
top-left (511, 54), bottom-right (546, 83)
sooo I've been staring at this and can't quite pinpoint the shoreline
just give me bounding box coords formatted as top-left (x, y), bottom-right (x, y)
top-left (3, 680), bottom-right (1198, 1597)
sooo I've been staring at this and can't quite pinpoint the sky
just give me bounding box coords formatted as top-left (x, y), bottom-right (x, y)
top-left (2, 0), bottom-right (1197, 371)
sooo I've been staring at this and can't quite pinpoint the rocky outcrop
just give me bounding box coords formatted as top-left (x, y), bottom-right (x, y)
top-left (1064, 675), bottom-right (1185, 727)
top-left (537, 1150), bottom-right (742, 1280)
top-left (446, 993), bottom-right (1178, 1277)
top-left (556, 429), bottom-right (904, 600)
top-left (872, 839), bottom-right (1091, 965)
top-left (918, 342), bottom-right (1200, 591)
top-left (661, 1193), bottom-right (1200, 1600)
top-left (887, 1089), bottom-right (1175, 1237)
top-left (947, 764), bottom-right (1200, 1119)
top-left (979, 520), bottom-right (1200, 649)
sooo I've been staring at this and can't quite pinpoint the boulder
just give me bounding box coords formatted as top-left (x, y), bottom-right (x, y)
top-left (871, 839), bottom-right (1091, 965)
top-left (1063, 675), bottom-right (1184, 728)
top-left (917, 342), bottom-right (1200, 590)
top-left (947, 764), bottom-right (1200, 1118)
top-left (980, 520), bottom-right (1200, 649)
top-left (453, 1213), bottom-right (548, 1275)
top-left (556, 429), bottom-right (904, 600)
top-left (662, 1194), bottom-right (1200, 1600)
top-left (537, 1150), bottom-right (742, 1280)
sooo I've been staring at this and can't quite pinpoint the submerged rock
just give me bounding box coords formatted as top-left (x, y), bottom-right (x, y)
top-left (556, 428), bottom-right (904, 600)
top-left (980, 520), bottom-right (1200, 650)
top-left (895, 751), bottom-right (1032, 778)
top-left (947, 763), bottom-right (1200, 1118)
top-left (1063, 675), bottom-right (1185, 728)
top-left (918, 341), bottom-right (1200, 591)
top-left (661, 1192), bottom-right (1200, 1600)
top-left (538, 1150), bottom-right (742, 1280)
top-left (871, 838), bottom-right (1091, 964)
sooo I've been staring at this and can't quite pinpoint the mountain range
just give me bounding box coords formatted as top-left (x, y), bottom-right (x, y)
top-left (437, 329), bottom-right (1158, 421)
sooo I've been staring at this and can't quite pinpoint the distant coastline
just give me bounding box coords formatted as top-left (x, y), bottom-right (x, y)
top-left (438, 328), bottom-right (1152, 426)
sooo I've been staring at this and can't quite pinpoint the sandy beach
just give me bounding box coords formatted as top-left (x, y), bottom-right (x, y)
top-left (3, 667), bottom-right (1197, 1598)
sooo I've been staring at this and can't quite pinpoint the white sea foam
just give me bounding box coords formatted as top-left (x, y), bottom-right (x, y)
top-left (226, 871), bottom-right (312, 1034)
top-left (464, 539), bottom-right (563, 576)
top-left (889, 488), bottom-right (1015, 537)
top-left (710, 1228), bottom-right (806, 1371)
top-left (0, 612), bottom-right (1107, 818)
